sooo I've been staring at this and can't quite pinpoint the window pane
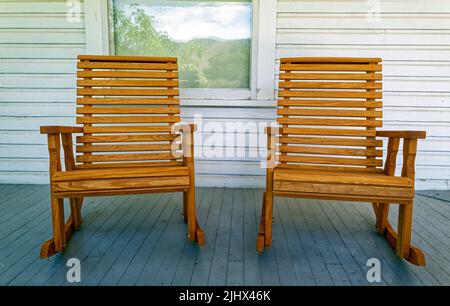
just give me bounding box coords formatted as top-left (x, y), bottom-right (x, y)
top-left (112, 0), bottom-right (252, 89)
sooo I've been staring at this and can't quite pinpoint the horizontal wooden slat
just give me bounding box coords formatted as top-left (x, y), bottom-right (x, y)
top-left (279, 155), bottom-right (383, 167)
top-left (77, 88), bottom-right (179, 97)
top-left (279, 81), bottom-right (382, 90)
top-left (273, 191), bottom-right (411, 204)
top-left (76, 152), bottom-right (182, 163)
top-left (76, 161), bottom-right (183, 169)
top-left (77, 107), bottom-right (179, 115)
top-left (278, 90), bottom-right (382, 99)
top-left (53, 166), bottom-right (188, 182)
top-left (82, 126), bottom-right (173, 134)
top-left (78, 55), bottom-right (177, 63)
top-left (278, 100), bottom-right (382, 108)
top-left (274, 168), bottom-right (412, 187)
top-left (278, 108), bottom-right (382, 118)
top-left (76, 134), bottom-right (179, 143)
top-left (76, 144), bottom-right (178, 153)
top-left (277, 164), bottom-right (384, 173)
top-left (78, 70), bottom-right (179, 79)
top-left (280, 57), bottom-right (382, 64)
top-left (278, 117), bottom-right (382, 127)
top-left (78, 61), bottom-right (178, 70)
top-left (76, 116), bottom-right (180, 124)
top-left (279, 73), bottom-right (382, 81)
top-left (77, 98), bottom-right (179, 105)
top-left (52, 177), bottom-right (189, 193)
top-left (281, 127), bottom-right (376, 137)
top-left (54, 187), bottom-right (189, 198)
top-left (280, 145), bottom-right (383, 157)
top-left (280, 63), bottom-right (382, 72)
top-left (77, 80), bottom-right (179, 88)
top-left (273, 182), bottom-right (413, 198)
top-left (279, 136), bottom-right (383, 147)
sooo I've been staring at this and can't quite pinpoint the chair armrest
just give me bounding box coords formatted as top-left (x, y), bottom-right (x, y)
top-left (42, 127), bottom-right (81, 176)
top-left (378, 130), bottom-right (424, 181)
top-left (376, 130), bottom-right (426, 139)
top-left (40, 126), bottom-right (83, 134)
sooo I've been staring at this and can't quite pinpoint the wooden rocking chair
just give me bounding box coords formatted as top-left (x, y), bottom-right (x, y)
top-left (40, 55), bottom-right (204, 258)
top-left (257, 57), bottom-right (426, 266)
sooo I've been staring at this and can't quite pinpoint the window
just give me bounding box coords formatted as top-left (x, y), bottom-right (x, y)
top-left (85, 0), bottom-right (276, 102)
top-left (111, 0), bottom-right (252, 89)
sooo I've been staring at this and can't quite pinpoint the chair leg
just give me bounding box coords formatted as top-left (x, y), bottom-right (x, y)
top-left (397, 201), bottom-right (413, 259)
top-left (183, 192), bottom-right (188, 223)
top-left (70, 197), bottom-right (83, 230)
top-left (196, 221), bottom-right (205, 246)
top-left (375, 202), bottom-right (390, 235)
top-left (256, 191), bottom-right (274, 252)
top-left (185, 187), bottom-right (204, 246)
top-left (371, 202), bottom-right (380, 219)
top-left (256, 192), bottom-right (267, 252)
top-left (41, 196), bottom-right (82, 259)
top-left (51, 196), bottom-right (66, 252)
top-left (372, 200), bottom-right (425, 266)
top-left (264, 191), bottom-right (274, 247)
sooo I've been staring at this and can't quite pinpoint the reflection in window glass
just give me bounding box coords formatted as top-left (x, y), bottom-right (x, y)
top-left (112, 0), bottom-right (252, 89)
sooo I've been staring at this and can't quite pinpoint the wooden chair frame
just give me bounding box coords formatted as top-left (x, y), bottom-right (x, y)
top-left (40, 55), bottom-right (204, 258)
top-left (257, 57), bottom-right (426, 266)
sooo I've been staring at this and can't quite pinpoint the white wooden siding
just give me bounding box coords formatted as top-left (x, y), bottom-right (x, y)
top-left (0, 0), bottom-right (85, 184)
top-left (1, 0), bottom-right (449, 190)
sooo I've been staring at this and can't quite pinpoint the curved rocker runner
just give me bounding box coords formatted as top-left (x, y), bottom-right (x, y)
top-left (40, 55), bottom-right (204, 258)
top-left (257, 57), bottom-right (426, 266)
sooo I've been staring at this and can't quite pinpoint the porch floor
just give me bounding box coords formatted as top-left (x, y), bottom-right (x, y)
top-left (0, 185), bottom-right (449, 286)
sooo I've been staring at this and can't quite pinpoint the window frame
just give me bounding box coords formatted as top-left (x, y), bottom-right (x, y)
top-left (84, 0), bottom-right (277, 104)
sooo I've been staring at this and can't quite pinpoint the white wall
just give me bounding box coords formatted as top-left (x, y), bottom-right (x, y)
top-left (0, 0), bottom-right (449, 189)
top-left (0, 0), bottom-right (85, 184)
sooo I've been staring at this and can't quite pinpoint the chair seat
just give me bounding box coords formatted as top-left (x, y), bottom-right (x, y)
top-left (51, 166), bottom-right (190, 195)
top-left (273, 168), bottom-right (414, 201)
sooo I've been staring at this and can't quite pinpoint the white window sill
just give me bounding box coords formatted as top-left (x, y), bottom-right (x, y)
top-left (180, 99), bottom-right (276, 108)
top-left (180, 89), bottom-right (252, 100)
top-left (179, 89), bottom-right (276, 107)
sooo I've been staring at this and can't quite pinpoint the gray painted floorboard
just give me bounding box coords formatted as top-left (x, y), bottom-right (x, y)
top-left (0, 185), bottom-right (449, 286)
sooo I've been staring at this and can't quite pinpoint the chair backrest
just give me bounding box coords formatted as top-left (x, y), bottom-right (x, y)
top-left (75, 55), bottom-right (182, 169)
top-left (276, 57), bottom-right (384, 172)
